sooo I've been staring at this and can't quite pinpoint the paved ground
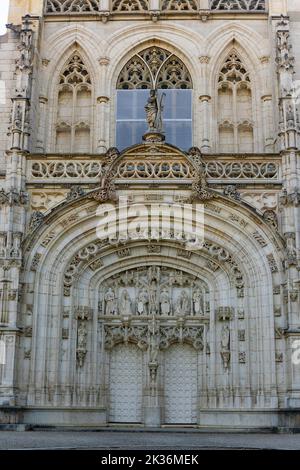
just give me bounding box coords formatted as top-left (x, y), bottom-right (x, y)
top-left (0, 430), bottom-right (300, 450)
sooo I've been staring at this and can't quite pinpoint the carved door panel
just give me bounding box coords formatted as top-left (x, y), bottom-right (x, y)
top-left (109, 344), bottom-right (143, 423)
top-left (164, 344), bottom-right (198, 424)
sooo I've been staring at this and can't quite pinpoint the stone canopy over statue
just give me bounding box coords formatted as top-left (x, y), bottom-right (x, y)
top-left (143, 89), bottom-right (166, 143)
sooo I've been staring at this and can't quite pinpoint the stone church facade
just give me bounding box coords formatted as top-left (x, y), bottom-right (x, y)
top-left (0, 0), bottom-right (300, 429)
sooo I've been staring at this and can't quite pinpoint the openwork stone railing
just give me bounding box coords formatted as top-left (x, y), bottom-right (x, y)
top-left (114, 160), bottom-right (194, 179)
top-left (27, 155), bottom-right (280, 183)
top-left (44, 0), bottom-right (266, 14)
top-left (205, 161), bottom-right (278, 180)
top-left (29, 159), bottom-right (105, 182)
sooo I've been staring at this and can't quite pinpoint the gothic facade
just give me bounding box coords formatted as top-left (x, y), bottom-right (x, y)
top-left (0, 0), bottom-right (300, 429)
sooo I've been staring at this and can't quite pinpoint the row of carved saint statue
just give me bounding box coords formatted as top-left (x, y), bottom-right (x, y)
top-left (101, 286), bottom-right (207, 317)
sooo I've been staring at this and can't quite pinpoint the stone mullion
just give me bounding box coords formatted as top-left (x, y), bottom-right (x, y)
top-left (71, 87), bottom-right (76, 154)
top-left (233, 86), bottom-right (238, 152)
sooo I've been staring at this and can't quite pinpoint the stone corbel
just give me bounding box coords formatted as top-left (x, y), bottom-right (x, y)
top-left (99, 11), bottom-right (110, 23)
top-left (199, 10), bottom-right (210, 22)
top-left (149, 10), bottom-right (160, 22)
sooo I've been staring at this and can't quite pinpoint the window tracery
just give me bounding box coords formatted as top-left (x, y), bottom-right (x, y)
top-left (55, 54), bottom-right (92, 153)
top-left (117, 47), bottom-right (192, 90)
top-left (217, 52), bottom-right (254, 152)
top-left (112, 0), bottom-right (149, 11)
top-left (45, 0), bottom-right (99, 13)
top-left (210, 0), bottom-right (265, 10)
top-left (161, 0), bottom-right (198, 11)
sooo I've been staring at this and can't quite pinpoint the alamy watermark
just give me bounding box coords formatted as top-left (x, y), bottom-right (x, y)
top-left (96, 196), bottom-right (205, 250)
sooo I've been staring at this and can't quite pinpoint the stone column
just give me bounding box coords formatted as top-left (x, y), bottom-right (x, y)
top-left (199, 95), bottom-right (212, 153)
top-left (150, 0), bottom-right (160, 9)
top-left (149, 0), bottom-right (160, 21)
top-left (199, 0), bottom-right (210, 9)
top-left (96, 57), bottom-right (110, 153)
top-left (97, 96), bottom-right (110, 154)
top-left (99, 0), bottom-right (110, 22)
top-left (198, 55), bottom-right (211, 153)
top-left (261, 95), bottom-right (275, 152)
top-left (269, 0), bottom-right (287, 17)
top-left (35, 96), bottom-right (48, 152)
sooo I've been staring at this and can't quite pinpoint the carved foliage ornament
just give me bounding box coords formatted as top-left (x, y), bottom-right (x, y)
top-left (104, 323), bottom-right (204, 352)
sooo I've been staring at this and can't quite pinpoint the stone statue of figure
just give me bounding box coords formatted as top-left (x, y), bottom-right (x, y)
top-left (220, 324), bottom-right (231, 370)
top-left (160, 288), bottom-right (171, 316)
top-left (149, 317), bottom-right (159, 363)
top-left (104, 288), bottom-right (117, 316)
top-left (175, 290), bottom-right (190, 316)
top-left (193, 289), bottom-right (204, 316)
top-left (149, 280), bottom-right (158, 315)
top-left (221, 325), bottom-right (230, 351)
top-left (145, 89), bottom-right (166, 132)
top-left (120, 289), bottom-right (132, 316)
top-left (137, 289), bottom-right (148, 315)
top-left (77, 322), bottom-right (87, 349)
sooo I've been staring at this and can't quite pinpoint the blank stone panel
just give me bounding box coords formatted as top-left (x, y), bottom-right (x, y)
top-left (218, 87), bottom-right (233, 122)
top-left (56, 128), bottom-right (72, 153)
top-left (238, 127), bottom-right (254, 153)
top-left (74, 128), bottom-right (90, 153)
top-left (219, 126), bottom-right (234, 152)
top-left (236, 86), bottom-right (252, 122)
